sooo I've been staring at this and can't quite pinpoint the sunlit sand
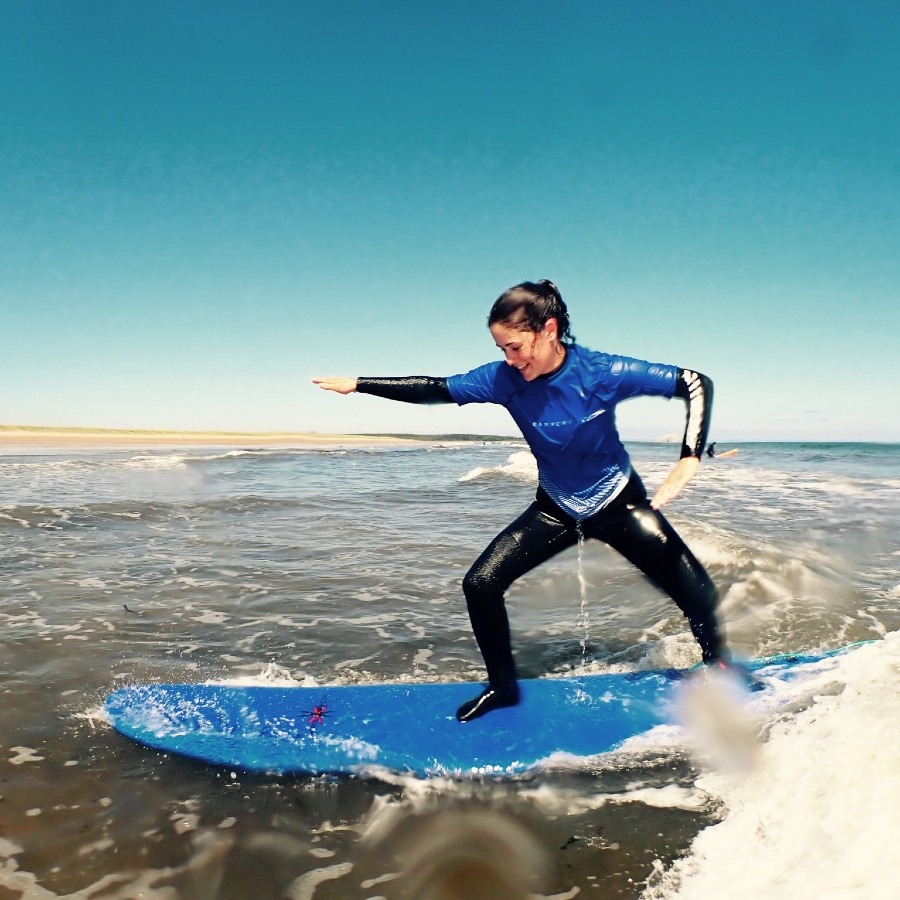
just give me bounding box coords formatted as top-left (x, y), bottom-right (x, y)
top-left (0, 425), bottom-right (419, 448)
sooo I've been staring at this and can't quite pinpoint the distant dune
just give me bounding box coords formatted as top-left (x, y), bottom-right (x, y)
top-left (0, 425), bottom-right (421, 448)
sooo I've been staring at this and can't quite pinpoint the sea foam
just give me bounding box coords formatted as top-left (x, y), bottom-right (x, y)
top-left (458, 450), bottom-right (537, 483)
top-left (642, 633), bottom-right (900, 900)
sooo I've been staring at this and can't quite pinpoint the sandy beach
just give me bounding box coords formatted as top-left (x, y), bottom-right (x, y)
top-left (0, 425), bottom-right (420, 449)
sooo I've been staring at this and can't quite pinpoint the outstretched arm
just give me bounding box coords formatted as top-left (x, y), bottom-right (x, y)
top-left (312, 376), bottom-right (454, 404)
top-left (651, 369), bottom-right (713, 509)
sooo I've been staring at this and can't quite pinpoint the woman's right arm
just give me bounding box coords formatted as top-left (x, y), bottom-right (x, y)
top-left (312, 376), bottom-right (453, 404)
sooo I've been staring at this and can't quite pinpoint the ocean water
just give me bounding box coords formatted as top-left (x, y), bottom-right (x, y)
top-left (1, 440), bottom-right (898, 899)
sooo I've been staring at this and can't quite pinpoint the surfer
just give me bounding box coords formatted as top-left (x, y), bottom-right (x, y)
top-left (315, 279), bottom-right (732, 722)
top-left (708, 442), bottom-right (740, 459)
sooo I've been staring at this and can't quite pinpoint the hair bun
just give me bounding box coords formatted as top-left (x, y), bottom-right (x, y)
top-left (537, 279), bottom-right (561, 299)
top-left (489, 279), bottom-right (574, 343)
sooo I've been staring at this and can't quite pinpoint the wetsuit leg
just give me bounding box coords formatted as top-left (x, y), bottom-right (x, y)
top-left (457, 498), bottom-right (579, 721)
top-left (583, 473), bottom-right (725, 662)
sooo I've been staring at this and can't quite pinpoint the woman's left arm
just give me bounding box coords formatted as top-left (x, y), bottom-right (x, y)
top-left (650, 369), bottom-right (713, 509)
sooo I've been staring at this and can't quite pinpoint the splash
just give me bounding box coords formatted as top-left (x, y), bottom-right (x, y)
top-left (642, 634), bottom-right (900, 900)
top-left (458, 450), bottom-right (537, 483)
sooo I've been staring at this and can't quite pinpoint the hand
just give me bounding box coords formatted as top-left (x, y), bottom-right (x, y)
top-left (312, 377), bottom-right (358, 395)
top-left (650, 456), bottom-right (700, 509)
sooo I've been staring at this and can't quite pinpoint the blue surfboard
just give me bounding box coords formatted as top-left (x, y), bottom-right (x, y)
top-left (104, 645), bottom-right (864, 777)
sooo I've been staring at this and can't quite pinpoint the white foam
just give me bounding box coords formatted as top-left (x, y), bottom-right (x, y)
top-left (73, 704), bottom-right (110, 728)
top-left (213, 662), bottom-right (316, 687)
top-left (122, 450), bottom-right (260, 470)
top-left (284, 862), bottom-right (355, 900)
top-left (519, 780), bottom-right (708, 815)
top-left (123, 454), bottom-right (191, 470)
top-left (641, 634), bottom-right (900, 900)
top-left (0, 838), bottom-right (23, 857)
top-left (0, 829), bottom-right (238, 899)
top-left (459, 450), bottom-right (537, 483)
top-left (8, 747), bottom-right (45, 765)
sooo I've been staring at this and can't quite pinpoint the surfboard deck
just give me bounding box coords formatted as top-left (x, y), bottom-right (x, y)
top-left (104, 644), bottom-right (865, 777)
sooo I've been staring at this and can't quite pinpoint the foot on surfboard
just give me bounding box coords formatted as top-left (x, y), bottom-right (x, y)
top-left (706, 658), bottom-right (765, 692)
top-left (456, 681), bottom-right (521, 723)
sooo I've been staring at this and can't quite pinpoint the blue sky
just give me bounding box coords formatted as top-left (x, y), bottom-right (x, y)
top-left (2, 1), bottom-right (898, 441)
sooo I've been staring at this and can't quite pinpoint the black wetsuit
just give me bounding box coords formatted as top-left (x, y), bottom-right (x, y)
top-left (357, 358), bottom-right (724, 721)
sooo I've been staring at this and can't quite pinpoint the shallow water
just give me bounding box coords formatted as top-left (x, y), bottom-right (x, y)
top-left (1, 440), bottom-right (898, 898)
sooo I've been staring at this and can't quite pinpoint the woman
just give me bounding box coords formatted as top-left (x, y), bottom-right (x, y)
top-left (314, 280), bottom-right (730, 722)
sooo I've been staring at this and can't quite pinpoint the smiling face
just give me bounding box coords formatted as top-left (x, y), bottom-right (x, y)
top-left (489, 317), bottom-right (566, 381)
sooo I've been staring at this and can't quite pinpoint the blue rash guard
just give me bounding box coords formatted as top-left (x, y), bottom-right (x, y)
top-left (446, 343), bottom-right (679, 519)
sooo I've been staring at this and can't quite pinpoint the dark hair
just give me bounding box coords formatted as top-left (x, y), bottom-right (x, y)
top-left (488, 279), bottom-right (574, 343)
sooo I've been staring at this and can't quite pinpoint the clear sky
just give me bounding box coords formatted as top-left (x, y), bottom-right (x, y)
top-left (2, 1), bottom-right (898, 441)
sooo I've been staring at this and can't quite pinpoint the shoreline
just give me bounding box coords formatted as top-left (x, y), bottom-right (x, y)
top-left (0, 425), bottom-right (423, 449)
top-left (3, 427), bottom-right (893, 450)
